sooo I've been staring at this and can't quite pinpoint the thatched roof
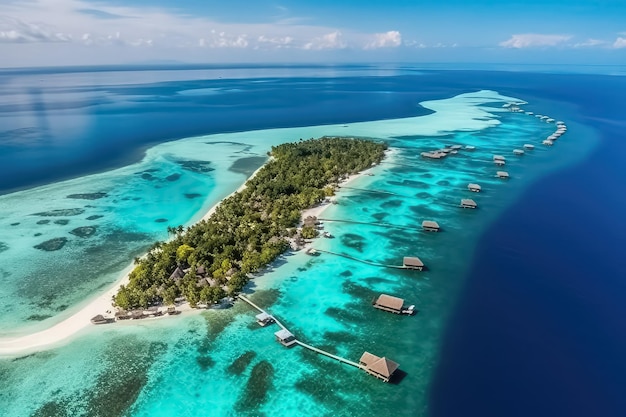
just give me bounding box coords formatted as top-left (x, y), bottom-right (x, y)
top-left (256, 312), bottom-right (271, 322)
top-left (403, 256), bottom-right (424, 267)
top-left (274, 329), bottom-right (294, 341)
top-left (359, 352), bottom-right (399, 378)
top-left (375, 294), bottom-right (404, 311)
top-left (169, 266), bottom-right (185, 281)
top-left (461, 199), bottom-right (477, 207)
top-left (422, 220), bottom-right (440, 230)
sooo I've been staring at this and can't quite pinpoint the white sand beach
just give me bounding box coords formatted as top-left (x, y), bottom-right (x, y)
top-left (0, 152), bottom-right (384, 357)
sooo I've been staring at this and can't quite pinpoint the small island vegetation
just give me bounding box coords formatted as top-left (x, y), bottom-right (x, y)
top-left (113, 137), bottom-right (387, 310)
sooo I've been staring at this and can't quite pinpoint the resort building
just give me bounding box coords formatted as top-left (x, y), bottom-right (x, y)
top-left (90, 315), bottom-right (112, 325)
top-left (403, 256), bottom-right (424, 270)
top-left (274, 329), bottom-right (297, 347)
top-left (256, 312), bottom-right (275, 327)
top-left (460, 199), bottom-right (477, 209)
top-left (468, 183), bottom-right (481, 192)
top-left (421, 220), bottom-right (440, 232)
top-left (372, 294), bottom-right (415, 315)
top-left (421, 151), bottom-right (446, 159)
top-left (359, 352), bottom-right (400, 383)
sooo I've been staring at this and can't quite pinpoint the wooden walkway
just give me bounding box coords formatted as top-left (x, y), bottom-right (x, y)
top-left (237, 295), bottom-right (362, 369)
top-left (317, 217), bottom-right (415, 232)
top-left (313, 249), bottom-right (408, 270)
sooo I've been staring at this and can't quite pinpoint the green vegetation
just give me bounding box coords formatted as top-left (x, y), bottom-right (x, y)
top-left (113, 137), bottom-right (387, 310)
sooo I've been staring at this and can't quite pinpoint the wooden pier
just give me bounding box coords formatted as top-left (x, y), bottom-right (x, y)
top-left (313, 249), bottom-right (414, 270)
top-left (317, 218), bottom-right (415, 232)
top-left (237, 295), bottom-right (361, 368)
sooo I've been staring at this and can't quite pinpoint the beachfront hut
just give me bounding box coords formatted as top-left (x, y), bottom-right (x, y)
top-left (403, 256), bottom-right (424, 271)
top-left (359, 352), bottom-right (400, 383)
top-left (303, 216), bottom-right (319, 227)
top-left (523, 144), bottom-right (535, 150)
top-left (460, 199), bottom-right (478, 209)
top-left (115, 310), bottom-right (130, 320)
top-left (468, 183), bottom-right (482, 192)
top-left (90, 314), bottom-right (111, 325)
top-left (167, 306), bottom-right (180, 315)
top-left (421, 220), bottom-right (440, 232)
top-left (513, 149), bottom-right (525, 155)
top-left (256, 312), bottom-right (275, 327)
top-left (274, 329), bottom-right (297, 347)
top-left (497, 171), bottom-right (510, 179)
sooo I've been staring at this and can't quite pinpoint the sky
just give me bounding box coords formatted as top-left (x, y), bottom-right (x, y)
top-left (0, 0), bottom-right (625, 67)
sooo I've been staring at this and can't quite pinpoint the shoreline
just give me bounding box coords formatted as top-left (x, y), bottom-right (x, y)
top-left (0, 148), bottom-right (384, 357)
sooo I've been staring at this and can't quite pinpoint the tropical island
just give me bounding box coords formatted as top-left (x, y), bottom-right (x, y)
top-left (113, 137), bottom-right (387, 311)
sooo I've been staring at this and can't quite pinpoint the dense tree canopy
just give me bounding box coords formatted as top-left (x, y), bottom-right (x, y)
top-left (114, 137), bottom-right (387, 310)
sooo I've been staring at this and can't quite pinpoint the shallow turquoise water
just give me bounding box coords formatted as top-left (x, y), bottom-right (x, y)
top-left (0, 90), bottom-right (598, 416)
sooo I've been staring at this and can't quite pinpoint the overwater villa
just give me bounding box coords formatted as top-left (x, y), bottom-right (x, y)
top-left (497, 171), bottom-right (510, 179)
top-left (543, 139), bottom-right (554, 146)
top-left (468, 183), bottom-right (482, 192)
top-left (494, 159), bottom-right (506, 166)
top-left (420, 151), bottom-right (446, 159)
top-left (493, 155), bottom-right (506, 161)
top-left (421, 220), bottom-right (440, 232)
top-left (513, 149), bottom-right (524, 155)
top-left (359, 352), bottom-right (400, 383)
top-left (403, 256), bottom-right (424, 270)
top-left (523, 144), bottom-right (535, 150)
top-left (256, 312), bottom-right (275, 327)
top-left (460, 198), bottom-right (478, 209)
top-left (274, 329), bottom-right (297, 347)
top-left (450, 145), bottom-right (462, 150)
top-left (372, 294), bottom-right (416, 315)
top-left (465, 145), bottom-right (476, 150)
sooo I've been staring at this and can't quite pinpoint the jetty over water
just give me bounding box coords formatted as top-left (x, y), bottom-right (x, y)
top-left (237, 295), bottom-right (400, 381)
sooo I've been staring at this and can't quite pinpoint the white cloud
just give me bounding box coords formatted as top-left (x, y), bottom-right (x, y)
top-left (364, 31), bottom-right (402, 50)
top-left (500, 34), bottom-right (571, 48)
top-left (573, 38), bottom-right (607, 48)
top-left (613, 37), bottom-right (626, 49)
top-left (0, 16), bottom-right (72, 43)
top-left (303, 31), bottom-right (346, 50)
top-left (198, 31), bottom-right (248, 48)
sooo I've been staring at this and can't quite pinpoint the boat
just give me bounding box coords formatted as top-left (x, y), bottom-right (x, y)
top-left (322, 231), bottom-right (334, 238)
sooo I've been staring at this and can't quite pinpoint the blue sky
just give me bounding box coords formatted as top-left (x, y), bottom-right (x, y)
top-left (0, 0), bottom-right (624, 67)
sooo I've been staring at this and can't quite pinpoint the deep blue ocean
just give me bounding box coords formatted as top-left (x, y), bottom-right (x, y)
top-left (0, 65), bottom-right (624, 416)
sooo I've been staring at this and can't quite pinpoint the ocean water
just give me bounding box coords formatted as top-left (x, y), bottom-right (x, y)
top-left (0, 66), bottom-right (624, 417)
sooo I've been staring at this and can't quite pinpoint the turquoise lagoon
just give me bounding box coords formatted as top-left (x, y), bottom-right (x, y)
top-left (0, 90), bottom-right (596, 416)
